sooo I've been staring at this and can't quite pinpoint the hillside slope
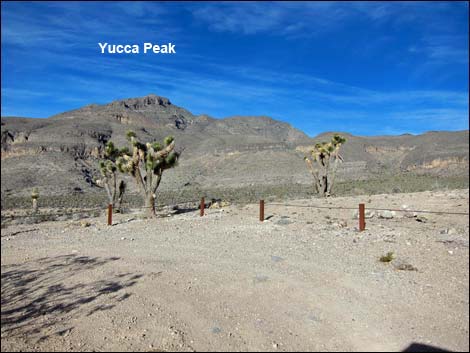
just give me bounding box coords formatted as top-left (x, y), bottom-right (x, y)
top-left (1, 94), bottom-right (468, 198)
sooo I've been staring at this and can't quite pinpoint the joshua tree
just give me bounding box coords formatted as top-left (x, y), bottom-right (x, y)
top-left (116, 131), bottom-right (179, 217)
top-left (304, 134), bottom-right (346, 197)
top-left (96, 141), bottom-right (128, 212)
top-left (31, 187), bottom-right (39, 213)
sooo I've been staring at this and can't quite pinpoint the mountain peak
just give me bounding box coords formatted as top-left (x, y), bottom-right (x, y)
top-left (108, 94), bottom-right (172, 110)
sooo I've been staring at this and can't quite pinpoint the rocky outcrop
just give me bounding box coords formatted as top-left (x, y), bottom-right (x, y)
top-left (1, 144), bottom-right (103, 160)
top-left (365, 145), bottom-right (415, 154)
top-left (1, 130), bottom-right (30, 150)
top-left (174, 115), bottom-right (188, 130)
top-left (108, 94), bottom-right (171, 110)
top-left (405, 157), bottom-right (468, 171)
top-left (113, 113), bottom-right (133, 124)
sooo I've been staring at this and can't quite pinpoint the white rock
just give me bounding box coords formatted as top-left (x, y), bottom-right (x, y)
top-left (378, 210), bottom-right (394, 219)
top-left (353, 210), bottom-right (375, 219)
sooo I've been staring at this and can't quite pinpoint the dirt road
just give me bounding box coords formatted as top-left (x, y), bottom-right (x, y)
top-left (1, 190), bottom-right (469, 351)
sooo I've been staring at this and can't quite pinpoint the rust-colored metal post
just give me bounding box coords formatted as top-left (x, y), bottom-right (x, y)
top-left (200, 197), bottom-right (205, 217)
top-left (260, 200), bottom-right (264, 222)
top-left (107, 204), bottom-right (112, 226)
top-left (359, 203), bottom-right (365, 231)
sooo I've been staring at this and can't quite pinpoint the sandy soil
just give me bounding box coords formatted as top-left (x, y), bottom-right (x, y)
top-left (1, 190), bottom-right (469, 352)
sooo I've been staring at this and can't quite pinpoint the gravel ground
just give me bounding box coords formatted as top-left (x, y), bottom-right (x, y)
top-left (1, 190), bottom-right (469, 352)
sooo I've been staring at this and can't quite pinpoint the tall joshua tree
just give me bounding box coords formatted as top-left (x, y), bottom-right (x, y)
top-left (304, 134), bottom-right (346, 197)
top-left (116, 131), bottom-right (179, 217)
top-left (96, 141), bottom-right (128, 212)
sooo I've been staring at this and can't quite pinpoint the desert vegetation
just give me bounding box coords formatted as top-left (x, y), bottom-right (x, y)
top-left (94, 131), bottom-right (180, 217)
top-left (96, 141), bottom-right (128, 212)
top-left (304, 134), bottom-right (347, 197)
top-left (114, 131), bottom-right (179, 217)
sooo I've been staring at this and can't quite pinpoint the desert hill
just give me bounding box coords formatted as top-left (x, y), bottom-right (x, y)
top-left (1, 94), bottom-right (468, 201)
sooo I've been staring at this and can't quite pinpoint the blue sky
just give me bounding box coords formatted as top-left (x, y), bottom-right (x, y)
top-left (1, 1), bottom-right (468, 136)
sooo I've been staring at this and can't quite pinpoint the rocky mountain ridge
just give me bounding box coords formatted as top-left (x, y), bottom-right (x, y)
top-left (1, 94), bottom-right (468, 198)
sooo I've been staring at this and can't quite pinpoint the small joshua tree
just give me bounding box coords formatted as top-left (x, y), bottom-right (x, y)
top-left (304, 134), bottom-right (346, 197)
top-left (31, 187), bottom-right (39, 213)
top-left (96, 141), bottom-right (128, 212)
top-left (116, 131), bottom-right (179, 217)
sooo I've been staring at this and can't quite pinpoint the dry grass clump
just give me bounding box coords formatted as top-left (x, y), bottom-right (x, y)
top-left (380, 251), bottom-right (395, 262)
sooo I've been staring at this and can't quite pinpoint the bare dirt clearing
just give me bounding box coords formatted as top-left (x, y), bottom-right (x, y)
top-left (1, 190), bottom-right (469, 352)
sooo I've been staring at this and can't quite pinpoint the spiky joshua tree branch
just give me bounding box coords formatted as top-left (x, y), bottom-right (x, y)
top-left (304, 134), bottom-right (346, 197)
top-left (116, 131), bottom-right (179, 217)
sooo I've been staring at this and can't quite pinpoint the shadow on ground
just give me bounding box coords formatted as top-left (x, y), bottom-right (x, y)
top-left (172, 206), bottom-right (199, 215)
top-left (1, 254), bottom-right (142, 343)
top-left (403, 343), bottom-right (452, 352)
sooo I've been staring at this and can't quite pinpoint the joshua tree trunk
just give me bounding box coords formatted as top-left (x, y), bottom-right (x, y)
top-left (101, 173), bottom-right (126, 212)
top-left (103, 181), bottom-right (113, 206)
top-left (145, 194), bottom-right (156, 217)
top-left (320, 176), bottom-right (328, 197)
top-left (327, 155), bottom-right (341, 196)
top-left (115, 180), bottom-right (126, 212)
top-left (31, 188), bottom-right (39, 213)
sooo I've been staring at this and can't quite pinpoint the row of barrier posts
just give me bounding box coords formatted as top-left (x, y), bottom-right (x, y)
top-left (257, 200), bottom-right (366, 231)
top-left (108, 198), bottom-right (367, 231)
